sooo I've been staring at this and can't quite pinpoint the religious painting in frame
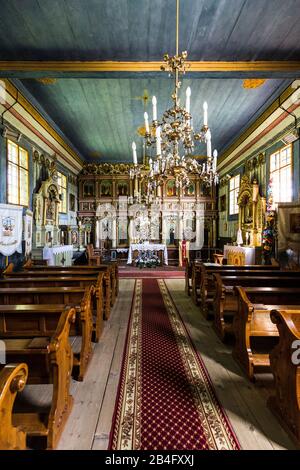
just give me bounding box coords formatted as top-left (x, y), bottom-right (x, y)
top-left (166, 180), bottom-right (178, 197)
top-left (220, 194), bottom-right (226, 212)
top-left (71, 230), bottom-right (78, 245)
top-left (83, 181), bottom-right (95, 198)
top-left (117, 181), bottom-right (128, 196)
top-left (184, 182), bottom-right (195, 197)
top-left (290, 213), bottom-right (300, 233)
top-left (69, 193), bottom-right (76, 212)
top-left (100, 180), bottom-right (112, 197)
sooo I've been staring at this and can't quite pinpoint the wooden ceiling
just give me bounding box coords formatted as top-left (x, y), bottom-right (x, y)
top-left (0, 0), bottom-right (299, 162)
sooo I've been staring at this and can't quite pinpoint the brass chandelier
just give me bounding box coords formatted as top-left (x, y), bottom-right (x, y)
top-left (130, 0), bottom-right (218, 195)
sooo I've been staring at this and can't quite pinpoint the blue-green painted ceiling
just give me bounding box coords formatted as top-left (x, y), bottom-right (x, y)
top-left (2, 0), bottom-right (299, 163)
top-left (0, 0), bottom-right (300, 61)
top-left (19, 77), bottom-right (291, 163)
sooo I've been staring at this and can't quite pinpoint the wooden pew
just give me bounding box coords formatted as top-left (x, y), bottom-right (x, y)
top-left (0, 274), bottom-right (104, 343)
top-left (233, 286), bottom-right (300, 380)
top-left (268, 309), bottom-right (300, 444)
top-left (200, 268), bottom-right (300, 315)
top-left (213, 274), bottom-right (300, 341)
top-left (23, 261), bottom-right (119, 307)
top-left (191, 261), bottom-right (279, 306)
top-left (17, 267), bottom-right (113, 320)
top-left (185, 260), bottom-right (202, 296)
top-left (0, 286), bottom-right (94, 381)
top-left (2, 263), bottom-right (14, 275)
top-left (2, 307), bottom-right (76, 449)
top-left (0, 363), bottom-right (28, 450)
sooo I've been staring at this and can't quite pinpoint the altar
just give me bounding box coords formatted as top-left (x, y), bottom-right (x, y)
top-left (127, 243), bottom-right (168, 265)
top-left (43, 244), bottom-right (73, 266)
top-left (224, 245), bottom-right (256, 265)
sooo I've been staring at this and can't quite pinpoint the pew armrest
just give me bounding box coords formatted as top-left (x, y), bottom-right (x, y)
top-left (0, 363), bottom-right (28, 450)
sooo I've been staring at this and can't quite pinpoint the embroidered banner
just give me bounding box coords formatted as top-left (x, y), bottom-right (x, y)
top-left (24, 210), bottom-right (33, 256)
top-left (0, 204), bottom-right (23, 256)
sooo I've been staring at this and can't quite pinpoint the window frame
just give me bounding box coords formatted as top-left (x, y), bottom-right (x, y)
top-left (57, 171), bottom-right (67, 213)
top-left (229, 174), bottom-right (240, 216)
top-left (269, 144), bottom-right (293, 204)
top-left (6, 139), bottom-right (29, 207)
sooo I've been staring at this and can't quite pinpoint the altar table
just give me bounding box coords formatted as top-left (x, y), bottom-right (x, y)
top-left (43, 245), bottom-right (73, 266)
top-left (127, 243), bottom-right (168, 265)
top-left (223, 245), bottom-right (256, 265)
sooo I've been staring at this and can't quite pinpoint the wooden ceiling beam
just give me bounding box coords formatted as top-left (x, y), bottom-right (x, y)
top-left (0, 61), bottom-right (300, 78)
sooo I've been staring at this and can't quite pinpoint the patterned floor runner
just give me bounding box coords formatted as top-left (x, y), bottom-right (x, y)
top-left (119, 270), bottom-right (184, 278)
top-left (109, 279), bottom-right (240, 450)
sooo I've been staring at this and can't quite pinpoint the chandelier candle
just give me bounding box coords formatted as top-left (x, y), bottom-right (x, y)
top-left (206, 129), bottom-right (212, 159)
top-left (213, 149), bottom-right (218, 172)
top-left (152, 96), bottom-right (157, 121)
top-left (132, 141), bottom-right (138, 165)
top-left (186, 86), bottom-right (191, 114)
top-left (203, 101), bottom-right (208, 127)
top-left (144, 112), bottom-right (150, 134)
top-left (156, 126), bottom-right (162, 156)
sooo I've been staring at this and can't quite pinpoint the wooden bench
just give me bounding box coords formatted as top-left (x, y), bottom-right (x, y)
top-left (191, 262), bottom-right (279, 306)
top-left (213, 274), bottom-right (300, 341)
top-left (0, 274), bottom-right (104, 343)
top-left (0, 363), bottom-right (28, 450)
top-left (185, 260), bottom-right (200, 296)
top-left (19, 266), bottom-right (113, 319)
top-left (268, 309), bottom-right (300, 444)
top-left (0, 286), bottom-right (94, 381)
top-left (23, 261), bottom-right (119, 305)
top-left (233, 286), bottom-right (300, 380)
top-left (1, 307), bottom-right (76, 449)
top-left (199, 268), bottom-right (296, 316)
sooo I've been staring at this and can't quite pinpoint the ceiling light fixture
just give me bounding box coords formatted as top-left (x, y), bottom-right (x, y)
top-left (130, 0), bottom-right (218, 195)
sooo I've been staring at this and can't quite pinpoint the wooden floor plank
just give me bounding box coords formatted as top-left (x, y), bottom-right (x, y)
top-left (58, 279), bottom-right (135, 450)
top-left (92, 322), bottom-right (130, 449)
top-left (92, 285), bottom-right (133, 450)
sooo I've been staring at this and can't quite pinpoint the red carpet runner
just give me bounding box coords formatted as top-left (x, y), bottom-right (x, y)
top-left (109, 279), bottom-right (240, 450)
top-left (119, 270), bottom-right (184, 279)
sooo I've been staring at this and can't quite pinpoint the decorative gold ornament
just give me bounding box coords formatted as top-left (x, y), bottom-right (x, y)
top-left (137, 125), bottom-right (156, 137)
top-left (36, 78), bottom-right (57, 85)
top-left (81, 162), bottom-right (147, 176)
top-left (243, 79), bottom-right (266, 89)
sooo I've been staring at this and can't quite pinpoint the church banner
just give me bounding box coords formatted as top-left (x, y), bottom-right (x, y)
top-left (24, 210), bottom-right (33, 256)
top-left (0, 204), bottom-right (23, 256)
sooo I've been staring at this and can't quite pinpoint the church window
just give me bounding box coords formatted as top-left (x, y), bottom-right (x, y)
top-left (7, 139), bottom-right (29, 206)
top-left (270, 144), bottom-right (292, 203)
top-left (57, 171), bottom-right (67, 213)
top-left (229, 174), bottom-right (240, 215)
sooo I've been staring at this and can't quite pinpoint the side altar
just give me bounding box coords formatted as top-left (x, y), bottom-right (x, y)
top-left (31, 174), bottom-right (71, 263)
top-left (237, 175), bottom-right (266, 247)
top-left (223, 175), bottom-right (266, 265)
top-left (32, 176), bottom-right (60, 251)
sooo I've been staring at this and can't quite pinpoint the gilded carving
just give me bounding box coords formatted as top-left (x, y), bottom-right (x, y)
top-left (237, 175), bottom-right (265, 246)
top-left (81, 163), bottom-right (147, 176)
